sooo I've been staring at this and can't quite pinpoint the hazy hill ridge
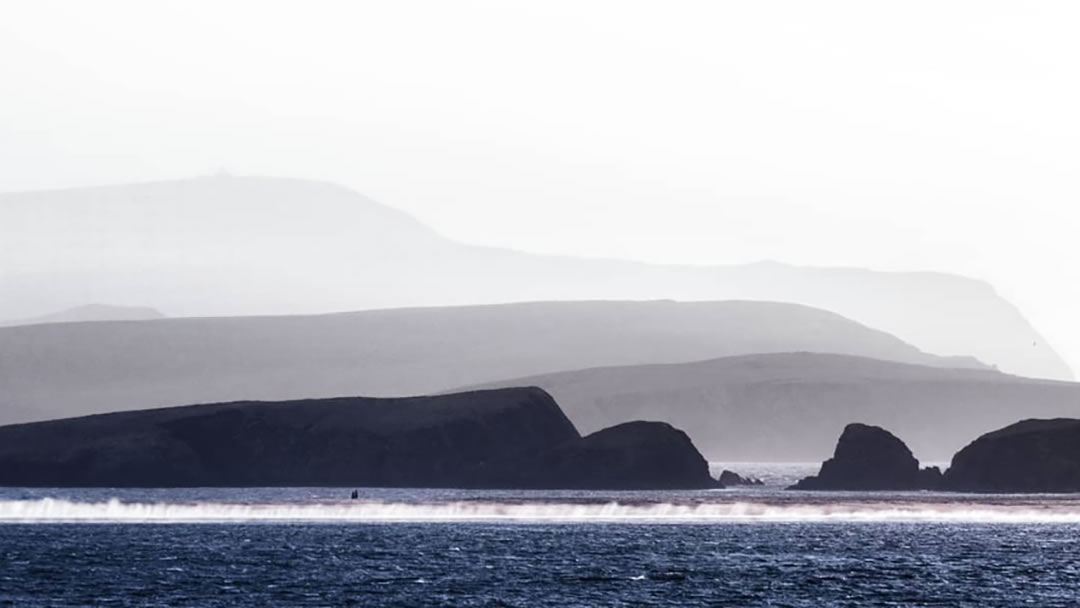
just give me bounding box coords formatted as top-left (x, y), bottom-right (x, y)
top-left (0, 300), bottom-right (973, 426)
top-left (0, 175), bottom-right (1068, 380)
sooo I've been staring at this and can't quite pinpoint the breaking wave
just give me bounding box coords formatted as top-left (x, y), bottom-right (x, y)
top-left (3, 498), bottom-right (1080, 523)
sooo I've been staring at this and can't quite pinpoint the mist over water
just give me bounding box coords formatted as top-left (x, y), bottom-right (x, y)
top-left (4, 483), bottom-right (1080, 525)
top-left (7, 497), bottom-right (1080, 525)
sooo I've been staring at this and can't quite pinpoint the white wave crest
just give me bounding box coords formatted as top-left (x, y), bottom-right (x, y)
top-left (2, 498), bottom-right (1080, 524)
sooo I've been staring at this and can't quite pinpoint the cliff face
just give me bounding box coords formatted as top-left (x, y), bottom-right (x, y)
top-left (792, 423), bottom-right (941, 491)
top-left (0, 388), bottom-right (715, 490)
top-left (943, 418), bottom-right (1080, 493)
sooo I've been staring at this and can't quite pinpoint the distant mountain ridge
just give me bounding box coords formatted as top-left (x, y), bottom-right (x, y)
top-left (0, 299), bottom-right (976, 426)
top-left (0, 175), bottom-right (1070, 379)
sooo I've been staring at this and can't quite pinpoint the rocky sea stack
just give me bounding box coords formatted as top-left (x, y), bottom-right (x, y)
top-left (791, 423), bottom-right (942, 490)
top-left (943, 418), bottom-right (1080, 493)
top-left (0, 387), bottom-right (716, 490)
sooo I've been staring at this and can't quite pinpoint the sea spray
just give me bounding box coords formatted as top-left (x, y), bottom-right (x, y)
top-left (3, 498), bottom-right (1080, 524)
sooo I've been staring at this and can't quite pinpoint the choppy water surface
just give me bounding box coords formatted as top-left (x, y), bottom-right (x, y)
top-left (3, 464), bottom-right (1080, 606)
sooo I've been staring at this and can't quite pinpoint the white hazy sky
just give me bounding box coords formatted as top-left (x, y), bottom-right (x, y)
top-left (2, 1), bottom-right (1079, 370)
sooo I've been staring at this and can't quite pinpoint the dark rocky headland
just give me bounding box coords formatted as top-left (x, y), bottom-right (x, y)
top-left (942, 418), bottom-right (1080, 493)
top-left (0, 387), bottom-right (717, 489)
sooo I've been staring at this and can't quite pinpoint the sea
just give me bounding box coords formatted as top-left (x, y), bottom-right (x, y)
top-left (3, 463), bottom-right (1080, 607)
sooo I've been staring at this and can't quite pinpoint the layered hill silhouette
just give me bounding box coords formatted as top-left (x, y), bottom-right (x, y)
top-left (0, 300), bottom-right (975, 427)
top-left (0, 175), bottom-right (1068, 380)
top-left (475, 353), bottom-right (1080, 461)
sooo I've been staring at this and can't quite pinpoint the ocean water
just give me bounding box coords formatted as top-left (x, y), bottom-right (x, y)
top-left (3, 464), bottom-right (1080, 607)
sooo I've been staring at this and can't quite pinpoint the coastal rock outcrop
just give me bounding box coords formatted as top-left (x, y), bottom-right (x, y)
top-left (718, 470), bottom-right (764, 486)
top-left (942, 418), bottom-right (1080, 493)
top-left (480, 421), bottom-right (718, 490)
top-left (0, 388), bottom-right (716, 490)
top-left (791, 423), bottom-right (941, 490)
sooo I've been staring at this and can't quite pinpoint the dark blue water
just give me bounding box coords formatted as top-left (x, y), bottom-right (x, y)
top-left (4, 521), bottom-right (1080, 606)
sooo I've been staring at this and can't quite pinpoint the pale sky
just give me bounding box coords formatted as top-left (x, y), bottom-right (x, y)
top-left (2, 1), bottom-right (1079, 370)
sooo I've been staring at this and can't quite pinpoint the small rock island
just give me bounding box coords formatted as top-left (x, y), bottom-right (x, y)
top-left (718, 470), bottom-right (764, 487)
top-left (791, 423), bottom-right (942, 490)
top-left (0, 387), bottom-right (718, 490)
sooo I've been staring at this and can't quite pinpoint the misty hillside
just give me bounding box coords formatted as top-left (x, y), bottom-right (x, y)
top-left (473, 352), bottom-right (1080, 461)
top-left (0, 304), bottom-right (165, 327)
top-left (0, 300), bottom-right (974, 426)
top-left (0, 175), bottom-right (1068, 380)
